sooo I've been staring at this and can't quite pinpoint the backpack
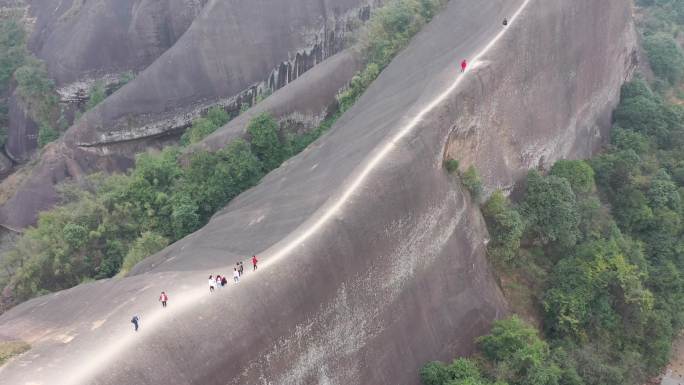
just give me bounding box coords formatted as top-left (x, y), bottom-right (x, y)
top-left (131, 316), bottom-right (138, 323)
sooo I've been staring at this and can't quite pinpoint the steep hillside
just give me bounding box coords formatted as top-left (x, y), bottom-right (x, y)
top-left (0, 0), bottom-right (635, 384)
top-left (0, 0), bottom-right (377, 230)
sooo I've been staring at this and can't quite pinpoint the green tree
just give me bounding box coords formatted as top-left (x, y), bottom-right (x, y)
top-left (171, 195), bottom-right (201, 239)
top-left (206, 106), bottom-right (230, 127)
top-left (37, 124), bottom-right (59, 148)
top-left (0, 16), bottom-right (26, 89)
top-left (482, 191), bottom-right (523, 263)
top-left (647, 169), bottom-right (680, 210)
top-left (181, 118), bottom-right (218, 145)
top-left (522, 171), bottom-right (580, 248)
top-left (62, 223), bottom-right (88, 249)
top-left (478, 316), bottom-right (561, 385)
top-left (550, 160), bottom-right (595, 195)
top-left (120, 232), bottom-right (169, 274)
top-left (247, 113), bottom-right (286, 171)
top-left (643, 33), bottom-right (684, 84)
top-left (85, 81), bottom-right (106, 110)
top-left (461, 165), bottom-right (483, 199)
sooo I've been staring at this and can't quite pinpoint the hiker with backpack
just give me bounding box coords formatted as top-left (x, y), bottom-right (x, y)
top-left (238, 261), bottom-right (244, 276)
top-left (233, 268), bottom-right (240, 283)
top-left (131, 315), bottom-right (140, 332)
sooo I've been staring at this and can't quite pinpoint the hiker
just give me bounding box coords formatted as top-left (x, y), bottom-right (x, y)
top-left (460, 59), bottom-right (467, 72)
top-left (221, 275), bottom-right (228, 287)
top-left (236, 262), bottom-right (241, 277)
top-left (208, 275), bottom-right (215, 293)
top-left (131, 315), bottom-right (140, 332)
top-left (503, 17), bottom-right (508, 26)
top-left (233, 268), bottom-right (240, 283)
top-left (252, 255), bottom-right (258, 271)
top-left (238, 261), bottom-right (244, 276)
top-left (159, 291), bottom-right (168, 308)
top-left (216, 274), bottom-right (222, 289)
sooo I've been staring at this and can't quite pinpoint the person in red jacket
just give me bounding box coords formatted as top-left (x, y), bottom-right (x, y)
top-left (252, 255), bottom-right (258, 271)
top-left (460, 59), bottom-right (467, 72)
top-left (159, 291), bottom-right (168, 308)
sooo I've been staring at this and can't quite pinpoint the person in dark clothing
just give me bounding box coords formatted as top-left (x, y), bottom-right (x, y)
top-left (238, 261), bottom-right (244, 276)
top-left (131, 315), bottom-right (140, 332)
top-left (252, 255), bottom-right (258, 271)
top-left (159, 291), bottom-right (168, 308)
top-left (221, 275), bottom-right (228, 287)
top-left (503, 17), bottom-right (508, 26)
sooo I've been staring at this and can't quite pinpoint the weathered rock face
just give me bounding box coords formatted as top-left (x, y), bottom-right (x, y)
top-left (0, 0), bottom-right (636, 384)
top-left (185, 49), bottom-right (364, 156)
top-left (64, 0), bottom-right (374, 147)
top-left (445, 0), bottom-right (637, 189)
top-left (2, 0), bottom-right (205, 166)
top-left (25, 0), bottom-right (204, 87)
top-left (5, 95), bottom-right (37, 163)
top-left (0, 0), bottom-right (377, 230)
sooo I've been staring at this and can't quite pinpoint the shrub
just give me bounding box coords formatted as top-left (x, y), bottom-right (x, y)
top-left (205, 106), bottom-right (230, 127)
top-left (478, 316), bottom-right (561, 385)
top-left (482, 191), bottom-right (523, 263)
top-left (120, 232), bottom-right (169, 275)
top-left (444, 158), bottom-right (460, 174)
top-left (0, 340), bottom-right (30, 365)
top-left (550, 160), bottom-right (595, 195)
top-left (461, 165), bottom-right (483, 199)
top-left (0, 16), bottom-right (27, 89)
top-left (247, 113), bottom-right (287, 171)
top-left (522, 171), bottom-right (580, 248)
top-left (85, 81), bottom-right (106, 111)
top-left (643, 33), bottom-right (684, 84)
top-left (37, 124), bottom-right (59, 148)
top-left (420, 361), bottom-right (450, 385)
top-left (181, 118), bottom-right (218, 145)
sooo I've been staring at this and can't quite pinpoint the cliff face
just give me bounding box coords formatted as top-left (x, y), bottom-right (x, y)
top-left (4, 0), bottom-right (205, 163)
top-left (445, 0), bottom-right (637, 188)
top-left (0, 0), bottom-right (636, 384)
top-left (63, 0), bottom-right (374, 146)
top-left (26, 0), bottom-right (203, 86)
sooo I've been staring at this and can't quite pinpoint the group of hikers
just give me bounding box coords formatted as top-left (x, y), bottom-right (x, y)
top-left (207, 255), bottom-right (259, 292)
top-left (130, 255), bottom-right (259, 331)
top-left (128, 15), bottom-right (513, 333)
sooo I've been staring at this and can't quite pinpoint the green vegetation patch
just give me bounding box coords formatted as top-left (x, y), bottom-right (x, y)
top-left (0, 340), bottom-right (30, 366)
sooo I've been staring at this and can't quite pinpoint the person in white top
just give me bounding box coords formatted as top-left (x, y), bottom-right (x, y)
top-left (208, 275), bottom-right (215, 293)
top-left (233, 268), bottom-right (240, 283)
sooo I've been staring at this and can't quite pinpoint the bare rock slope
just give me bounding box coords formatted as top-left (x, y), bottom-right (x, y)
top-left (5, 0), bottom-right (205, 162)
top-left (0, 0), bottom-right (636, 384)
